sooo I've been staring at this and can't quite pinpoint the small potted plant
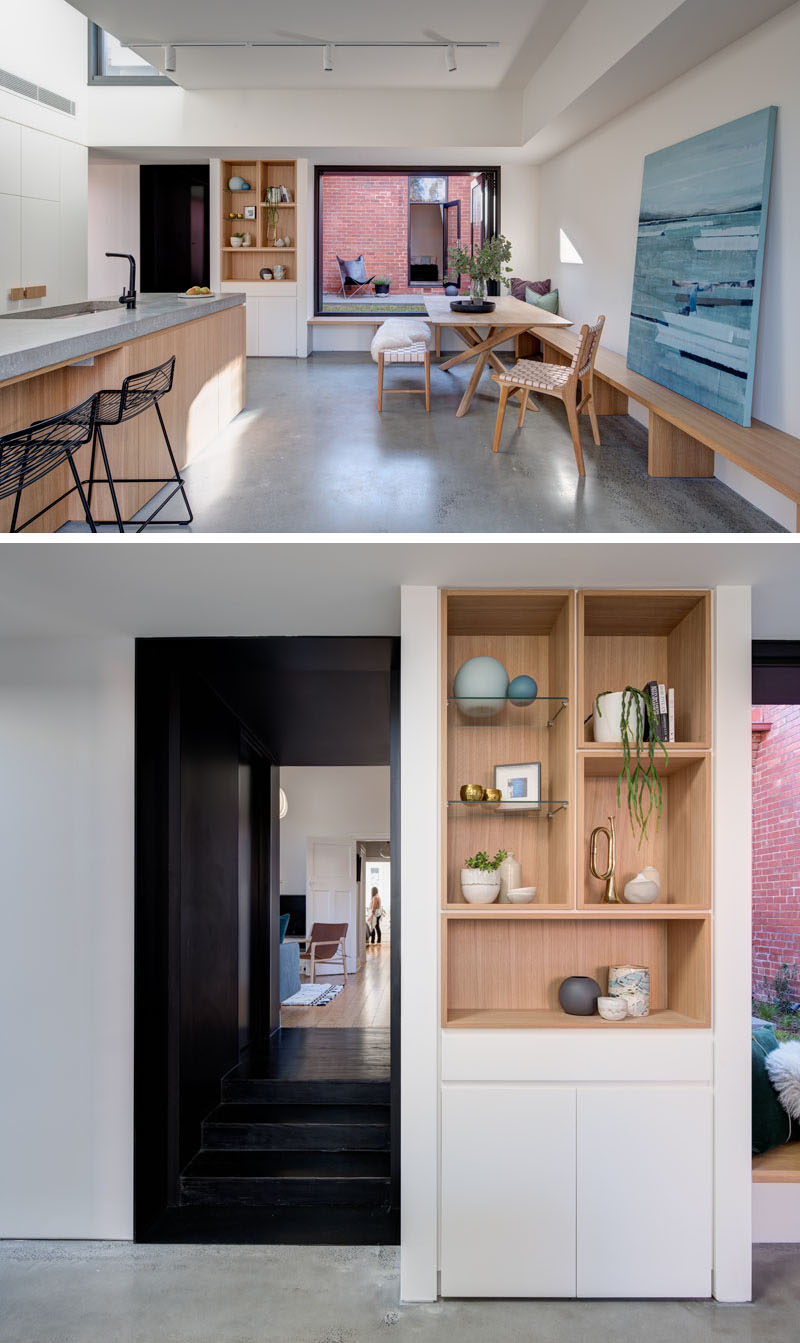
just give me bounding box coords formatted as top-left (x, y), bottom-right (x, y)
top-left (460, 849), bottom-right (508, 904)
top-left (230, 232), bottom-right (244, 248)
top-left (448, 234), bottom-right (513, 310)
top-left (594, 687), bottom-right (668, 846)
top-left (374, 277), bottom-right (391, 296)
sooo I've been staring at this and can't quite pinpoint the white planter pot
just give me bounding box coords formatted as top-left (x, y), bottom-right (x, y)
top-left (460, 868), bottom-right (501, 904)
top-left (592, 690), bottom-right (646, 743)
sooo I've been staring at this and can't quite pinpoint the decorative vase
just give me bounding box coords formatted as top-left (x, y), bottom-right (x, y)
top-left (508, 674), bottom-right (538, 707)
top-left (460, 868), bottom-right (501, 905)
top-left (497, 850), bottom-right (522, 901)
top-left (452, 656), bottom-right (508, 719)
top-left (623, 871), bottom-right (660, 904)
top-left (597, 995), bottom-right (628, 1021)
top-left (274, 265), bottom-right (286, 280)
top-left (608, 964), bottom-right (650, 1017)
top-left (470, 277), bottom-right (486, 306)
top-left (459, 783), bottom-right (484, 802)
top-left (558, 976), bottom-right (601, 1016)
top-left (483, 787), bottom-right (502, 803)
top-left (592, 689), bottom-right (646, 743)
top-left (230, 236), bottom-right (243, 248)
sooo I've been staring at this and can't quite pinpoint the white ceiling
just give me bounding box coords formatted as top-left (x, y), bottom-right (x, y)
top-left (0, 542), bottom-right (797, 639)
top-left (72, 0), bottom-right (583, 91)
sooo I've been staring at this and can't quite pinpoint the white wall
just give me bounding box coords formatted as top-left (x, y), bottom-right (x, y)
top-left (279, 766), bottom-right (390, 893)
top-left (87, 162), bottom-right (139, 298)
top-left (536, 2), bottom-right (800, 529)
top-left (0, 0), bottom-right (89, 312)
top-left (0, 637), bottom-right (135, 1239)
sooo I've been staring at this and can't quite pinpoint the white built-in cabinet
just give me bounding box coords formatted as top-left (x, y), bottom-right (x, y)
top-left (441, 1082), bottom-right (712, 1299)
top-left (0, 122), bottom-right (87, 312)
top-left (221, 288), bottom-right (299, 357)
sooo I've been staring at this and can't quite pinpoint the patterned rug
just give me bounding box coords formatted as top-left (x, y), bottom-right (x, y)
top-left (281, 982), bottom-right (344, 1007)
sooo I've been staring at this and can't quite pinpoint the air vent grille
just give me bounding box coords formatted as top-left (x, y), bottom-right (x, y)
top-left (0, 66), bottom-right (76, 117)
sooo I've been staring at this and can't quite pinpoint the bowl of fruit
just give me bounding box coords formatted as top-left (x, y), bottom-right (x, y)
top-left (179, 286), bottom-right (215, 299)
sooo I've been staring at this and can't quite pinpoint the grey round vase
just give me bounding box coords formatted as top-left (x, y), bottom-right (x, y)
top-left (558, 975), bottom-right (601, 1016)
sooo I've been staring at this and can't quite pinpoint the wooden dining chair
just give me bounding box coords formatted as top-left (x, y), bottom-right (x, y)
top-left (298, 922), bottom-right (349, 984)
top-left (490, 316), bottom-right (606, 473)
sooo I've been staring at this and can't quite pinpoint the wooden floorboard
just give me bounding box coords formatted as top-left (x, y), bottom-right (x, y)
top-left (230, 1026), bottom-right (390, 1084)
top-left (281, 942), bottom-right (391, 1030)
top-left (753, 1140), bottom-right (800, 1182)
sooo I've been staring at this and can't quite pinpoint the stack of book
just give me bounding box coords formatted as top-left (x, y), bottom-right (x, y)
top-left (643, 681), bottom-right (675, 743)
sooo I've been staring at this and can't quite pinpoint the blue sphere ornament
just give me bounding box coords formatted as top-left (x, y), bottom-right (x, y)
top-left (508, 674), bottom-right (538, 707)
top-left (453, 656), bottom-right (509, 719)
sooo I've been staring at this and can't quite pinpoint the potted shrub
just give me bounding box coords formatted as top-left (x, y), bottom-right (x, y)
top-left (460, 849), bottom-right (508, 904)
top-left (374, 277), bottom-right (391, 296)
top-left (594, 687), bottom-right (668, 845)
top-left (230, 233), bottom-right (244, 248)
top-left (448, 234), bottom-right (513, 308)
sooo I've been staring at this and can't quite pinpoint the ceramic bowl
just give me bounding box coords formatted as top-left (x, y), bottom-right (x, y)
top-left (506, 886), bottom-right (536, 904)
top-left (483, 788), bottom-right (502, 803)
top-left (460, 784), bottom-right (484, 802)
top-left (460, 869), bottom-right (501, 904)
top-left (597, 995), bottom-right (628, 1021)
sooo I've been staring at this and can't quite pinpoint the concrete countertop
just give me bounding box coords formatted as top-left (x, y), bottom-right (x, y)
top-left (0, 292), bottom-right (246, 384)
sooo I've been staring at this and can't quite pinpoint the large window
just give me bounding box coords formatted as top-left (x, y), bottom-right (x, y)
top-left (88, 23), bottom-right (174, 85)
top-left (315, 166), bottom-right (499, 315)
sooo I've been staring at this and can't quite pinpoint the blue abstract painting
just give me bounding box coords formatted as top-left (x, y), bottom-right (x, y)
top-left (627, 107), bottom-right (776, 427)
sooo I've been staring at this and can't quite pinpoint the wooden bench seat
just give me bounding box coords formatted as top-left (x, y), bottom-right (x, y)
top-left (535, 326), bottom-right (800, 530)
top-left (752, 1140), bottom-right (800, 1183)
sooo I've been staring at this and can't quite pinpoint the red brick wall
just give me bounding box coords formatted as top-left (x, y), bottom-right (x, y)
top-left (752, 705), bottom-right (800, 998)
top-left (321, 173), bottom-right (476, 296)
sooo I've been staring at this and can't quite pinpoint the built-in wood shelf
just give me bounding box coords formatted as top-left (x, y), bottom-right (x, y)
top-left (441, 587), bottom-right (713, 1029)
top-left (221, 158), bottom-right (298, 283)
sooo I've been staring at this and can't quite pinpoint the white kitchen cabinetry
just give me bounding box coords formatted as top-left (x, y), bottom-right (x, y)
top-left (257, 297), bottom-right (297, 357)
top-left (440, 1080), bottom-right (712, 1299)
top-left (577, 1085), bottom-right (712, 1298)
top-left (441, 1086), bottom-right (577, 1298)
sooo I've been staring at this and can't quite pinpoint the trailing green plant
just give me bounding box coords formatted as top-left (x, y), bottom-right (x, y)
top-left (448, 234), bottom-right (513, 291)
top-left (463, 849), bottom-right (508, 872)
top-left (596, 686), bottom-right (668, 847)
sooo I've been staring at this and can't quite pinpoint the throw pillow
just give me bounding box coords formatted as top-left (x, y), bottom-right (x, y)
top-left (510, 276), bottom-right (550, 301)
top-left (766, 1041), bottom-right (800, 1120)
top-left (370, 318), bottom-right (431, 362)
top-left (752, 1025), bottom-right (794, 1154)
top-left (279, 913), bottom-right (290, 943)
top-left (525, 287), bottom-right (559, 314)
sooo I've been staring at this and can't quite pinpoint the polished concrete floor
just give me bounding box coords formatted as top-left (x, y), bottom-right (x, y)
top-left (0, 1242), bottom-right (797, 1342)
top-left (62, 354), bottom-right (784, 533)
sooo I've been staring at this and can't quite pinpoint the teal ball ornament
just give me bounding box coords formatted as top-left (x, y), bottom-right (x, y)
top-left (453, 656), bottom-right (509, 719)
top-left (508, 674), bottom-right (538, 707)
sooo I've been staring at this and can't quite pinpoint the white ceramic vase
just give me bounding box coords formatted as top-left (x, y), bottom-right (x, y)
top-left (230, 236), bottom-right (243, 248)
top-left (497, 851), bottom-right (522, 901)
top-left (592, 689), bottom-right (646, 743)
top-left (460, 868), bottom-right (501, 904)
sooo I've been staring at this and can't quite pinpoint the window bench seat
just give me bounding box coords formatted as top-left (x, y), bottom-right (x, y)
top-left (753, 1140), bottom-right (800, 1183)
top-left (536, 327), bottom-right (800, 531)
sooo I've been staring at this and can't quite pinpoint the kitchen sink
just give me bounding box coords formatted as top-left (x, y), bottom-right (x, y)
top-left (0, 300), bottom-right (123, 320)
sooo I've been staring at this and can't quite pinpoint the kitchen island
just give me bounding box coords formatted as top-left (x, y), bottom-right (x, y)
top-left (0, 293), bottom-right (246, 531)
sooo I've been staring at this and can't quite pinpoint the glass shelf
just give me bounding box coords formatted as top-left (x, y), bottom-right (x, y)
top-left (447, 696), bottom-right (568, 728)
top-left (447, 799), bottom-right (568, 818)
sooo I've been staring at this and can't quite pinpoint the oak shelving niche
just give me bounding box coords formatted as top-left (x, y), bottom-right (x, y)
top-left (441, 588), bottom-right (712, 1029)
top-left (220, 159), bottom-right (297, 284)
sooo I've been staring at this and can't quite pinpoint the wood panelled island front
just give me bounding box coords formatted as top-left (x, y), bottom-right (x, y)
top-left (0, 294), bottom-right (245, 531)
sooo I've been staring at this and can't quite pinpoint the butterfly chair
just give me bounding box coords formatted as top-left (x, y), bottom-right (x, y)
top-left (490, 315), bottom-right (606, 474)
top-left (299, 922), bottom-right (349, 984)
top-left (336, 254), bottom-right (376, 299)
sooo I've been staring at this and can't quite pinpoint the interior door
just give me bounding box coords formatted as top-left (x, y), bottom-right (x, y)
top-left (442, 200), bottom-right (461, 286)
top-left (306, 837), bottom-right (360, 973)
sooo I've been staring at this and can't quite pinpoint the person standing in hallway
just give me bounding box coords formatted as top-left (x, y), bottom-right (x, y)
top-left (367, 887), bottom-right (383, 944)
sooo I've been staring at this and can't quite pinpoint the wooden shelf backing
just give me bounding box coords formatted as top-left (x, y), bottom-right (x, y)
top-left (443, 915), bottom-right (710, 1029)
top-left (443, 590), bottom-right (575, 910)
top-left (445, 1007), bottom-right (707, 1029)
top-left (443, 906), bottom-right (709, 918)
top-left (221, 158), bottom-right (297, 282)
top-left (578, 589), bottom-right (711, 748)
top-left (752, 1142), bottom-right (800, 1183)
top-left (578, 750), bottom-right (711, 909)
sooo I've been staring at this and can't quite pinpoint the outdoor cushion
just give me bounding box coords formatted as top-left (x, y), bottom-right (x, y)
top-left (370, 318), bottom-right (431, 362)
top-left (526, 286), bottom-right (560, 314)
top-left (753, 1024), bottom-right (794, 1154)
top-left (510, 275), bottom-right (551, 301)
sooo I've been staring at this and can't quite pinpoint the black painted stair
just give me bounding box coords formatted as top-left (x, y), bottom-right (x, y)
top-left (180, 1148), bottom-right (391, 1207)
top-left (202, 1102), bottom-right (391, 1151)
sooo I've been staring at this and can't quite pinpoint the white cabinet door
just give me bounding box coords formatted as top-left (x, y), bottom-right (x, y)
top-left (441, 1086), bottom-right (576, 1298)
top-left (577, 1086), bottom-right (712, 1298)
top-left (244, 297), bottom-right (260, 355)
top-left (20, 128), bottom-right (60, 202)
top-left (58, 141), bottom-right (88, 304)
top-left (258, 297), bottom-right (296, 356)
top-left (0, 194), bottom-right (21, 307)
top-left (20, 197), bottom-right (60, 303)
top-left (0, 120), bottom-right (21, 196)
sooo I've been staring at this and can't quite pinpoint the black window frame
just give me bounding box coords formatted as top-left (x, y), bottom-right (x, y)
top-left (314, 164), bottom-right (500, 318)
top-left (88, 22), bottom-right (175, 87)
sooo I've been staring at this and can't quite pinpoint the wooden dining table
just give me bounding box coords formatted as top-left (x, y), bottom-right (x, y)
top-left (423, 294), bottom-right (572, 417)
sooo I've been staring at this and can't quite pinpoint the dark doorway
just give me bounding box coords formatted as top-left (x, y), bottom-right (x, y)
top-left (134, 637), bottom-right (399, 1244)
top-left (140, 164), bottom-right (210, 292)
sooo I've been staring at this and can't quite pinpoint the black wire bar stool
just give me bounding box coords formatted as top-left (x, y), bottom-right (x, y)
top-left (0, 394), bottom-right (98, 533)
top-left (86, 356), bottom-right (193, 532)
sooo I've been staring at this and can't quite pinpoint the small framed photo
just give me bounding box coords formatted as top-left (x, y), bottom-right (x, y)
top-left (493, 761), bottom-right (541, 811)
top-left (243, 205), bottom-right (257, 220)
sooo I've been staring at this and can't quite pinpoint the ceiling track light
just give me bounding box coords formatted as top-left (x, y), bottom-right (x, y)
top-left (163, 44), bottom-right (176, 72)
top-left (322, 43), bottom-right (334, 73)
top-left (445, 43), bottom-right (457, 73)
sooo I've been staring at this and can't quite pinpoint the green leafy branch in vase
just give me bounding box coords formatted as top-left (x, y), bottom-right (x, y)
top-left (448, 234), bottom-right (513, 303)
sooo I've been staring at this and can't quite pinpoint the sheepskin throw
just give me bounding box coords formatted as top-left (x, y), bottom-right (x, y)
top-left (370, 318), bottom-right (431, 363)
top-left (765, 1041), bottom-right (800, 1120)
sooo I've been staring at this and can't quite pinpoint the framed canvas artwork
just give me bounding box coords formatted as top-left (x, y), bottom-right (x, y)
top-left (626, 106), bottom-right (777, 426)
